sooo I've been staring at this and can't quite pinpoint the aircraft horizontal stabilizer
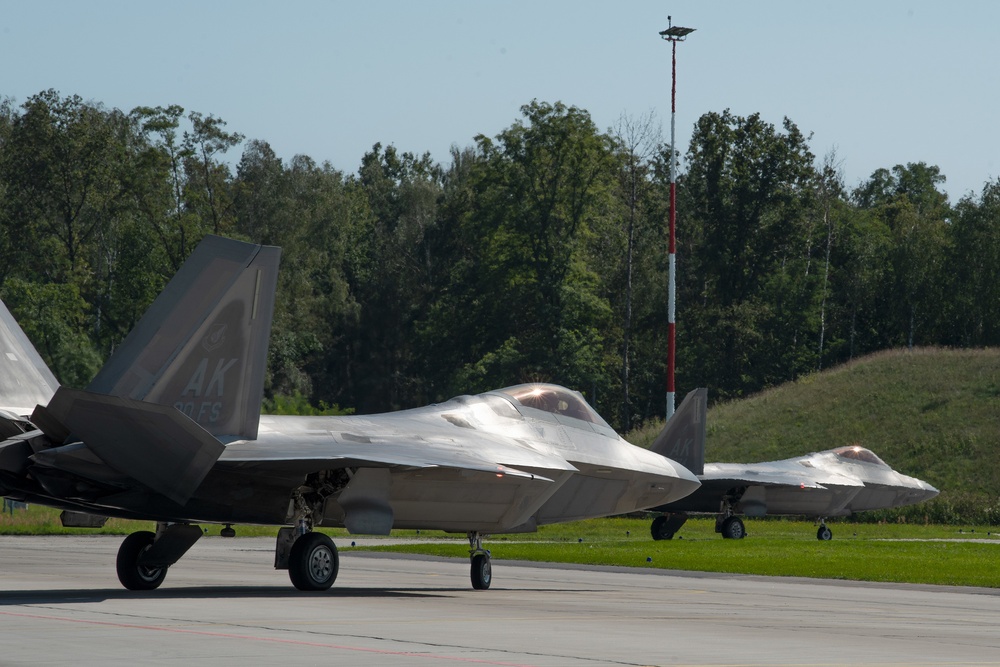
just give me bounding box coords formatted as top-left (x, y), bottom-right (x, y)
top-left (41, 387), bottom-right (224, 505)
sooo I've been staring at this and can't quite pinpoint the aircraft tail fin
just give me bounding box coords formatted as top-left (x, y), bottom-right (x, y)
top-left (0, 298), bottom-right (60, 418)
top-left (649, 388), bottom-right (707, 476)
top-left (87, 236), bottom-right (281, 440)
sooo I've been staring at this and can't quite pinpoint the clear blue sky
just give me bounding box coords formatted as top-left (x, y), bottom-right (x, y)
top-left (3, 1), bottom-right (997, 202)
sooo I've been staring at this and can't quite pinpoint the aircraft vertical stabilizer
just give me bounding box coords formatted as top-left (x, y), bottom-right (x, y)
top-left (650, 388), bottom-right (707, 475)
top-left (87, 236), bottom-right (280, 440)
top-left (0, 299), bottom-right (60, 417)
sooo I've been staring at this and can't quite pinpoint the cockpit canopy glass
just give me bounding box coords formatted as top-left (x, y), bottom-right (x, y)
top-left (832, 445), bottom-right (886, 466)
top-left (497, 384), bottom-right (610, 429)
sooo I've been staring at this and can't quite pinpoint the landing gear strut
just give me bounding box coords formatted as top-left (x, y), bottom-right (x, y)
top-left (468, 532), bottom-right (492, 590)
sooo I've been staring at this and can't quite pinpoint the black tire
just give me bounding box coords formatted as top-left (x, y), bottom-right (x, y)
top-left (288, 532), bottom-right (339, 591)
top-left (650, 516), bottom-right (674, 541)
top-left (117, 531), bottom-right (167, 591)
top-left (817, 525), bottom-right (833, 541)
top-left (471, 553), bottom-right (492, 590)
top-left (720, 516), bottom-right (746, 540)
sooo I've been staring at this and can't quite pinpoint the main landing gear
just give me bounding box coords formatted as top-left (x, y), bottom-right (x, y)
top-left (468, 532), bottom-right (492, 590)
top-left (274, 526), bottom-right (340, 591)
top-left (716, 514), bottom-right (746, 539)
top-left (714, 496), bottom-right (746, 540)
top-left (650, 512), bottom-right (689, 540)
top-left (116, 531), bottom-right (167, 590)
top-left (115, 521), bottom-right (341, 592)
top-left (287, 531), bottom-right (339, 591)
top-left (116, 523), bottom-right (204, 590)
top-left (115, 487), bottom-right (484, 592)
top-left (816, 520), bottom-right (833, 541)
top-left (275, 492), bottom-right (340, 591)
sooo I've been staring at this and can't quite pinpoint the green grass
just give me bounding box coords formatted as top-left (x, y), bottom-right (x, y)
top-left (0, 505), bottom-right (284, 537)
top-left (352, 517), bottom-right (1000, 588)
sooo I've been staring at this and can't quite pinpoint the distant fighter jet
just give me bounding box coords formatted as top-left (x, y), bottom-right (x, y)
top-left (0, 235), bottom-right (701, 592)
top-left (649, 389), bottom-right (940, 541)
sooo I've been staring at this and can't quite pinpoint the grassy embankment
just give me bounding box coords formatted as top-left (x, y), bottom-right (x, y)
top-left (630, 347), bottom-right (1000, 525)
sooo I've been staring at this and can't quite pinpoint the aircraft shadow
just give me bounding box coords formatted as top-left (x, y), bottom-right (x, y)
top-left (0, 583), bottom-right (595, 605)
top-left (0, 585), bottom-right (464, 605)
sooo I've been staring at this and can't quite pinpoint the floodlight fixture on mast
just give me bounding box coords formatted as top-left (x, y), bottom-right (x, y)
top-left (659, 16), bottom-right (695, 421)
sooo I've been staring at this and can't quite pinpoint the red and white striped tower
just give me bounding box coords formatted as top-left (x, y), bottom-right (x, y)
top-left (659, 18), bottom-right (694, 421)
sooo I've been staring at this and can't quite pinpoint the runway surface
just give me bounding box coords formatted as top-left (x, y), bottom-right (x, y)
top-left (0, 535), bottom-right (998, 666)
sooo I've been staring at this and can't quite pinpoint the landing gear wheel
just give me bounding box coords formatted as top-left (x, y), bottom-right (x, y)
top-left (471, 552), bottom-right (492, 590)
top-left (289, 532), bottom-right (339, 591)
top-left (720, 516), bottom-right (746, 540)
top-left (650, 515), bottom-right (674, 541)
top-left (817, 525), bottom-right (833, 541)
top-left (116, 531), bottom-right (167, 590)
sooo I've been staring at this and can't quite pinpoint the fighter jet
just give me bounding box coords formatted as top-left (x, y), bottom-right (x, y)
top-left (649, 389), bottom-right (939, 541)
top-left (0, 235), bottom-right (700, 592)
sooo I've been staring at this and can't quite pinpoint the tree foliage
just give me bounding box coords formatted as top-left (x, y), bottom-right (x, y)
top-left (2, 90), bottom-right (996, 432)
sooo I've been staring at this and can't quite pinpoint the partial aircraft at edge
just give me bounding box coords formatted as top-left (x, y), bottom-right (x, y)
top-left (0, 235), bottom-right (701, 592)
top-left (649, 389), bottom-right (940, 541)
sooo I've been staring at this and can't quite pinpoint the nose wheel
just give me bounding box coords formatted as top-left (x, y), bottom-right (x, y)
top-left (816, 522), bottom-right (833, 541)
top-left (468, 532), bottom-right (492, 590)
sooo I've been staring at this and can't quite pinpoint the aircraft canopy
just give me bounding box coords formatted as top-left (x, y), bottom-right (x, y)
top-left (832, 445), bottom-right (886, 466)
top-left (498, 384), bottom-right (610, 429)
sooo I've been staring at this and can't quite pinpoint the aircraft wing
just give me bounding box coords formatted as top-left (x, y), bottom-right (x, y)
top-left (700, 464), bottom-right (864, 490)
top-left (218, 433), bottom-right (574, 482)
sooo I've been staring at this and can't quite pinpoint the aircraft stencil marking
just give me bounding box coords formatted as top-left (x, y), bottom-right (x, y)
top-left (181, 358), bottom-right (239, 398)
top-left (202, 323), bottom-right (227, 352)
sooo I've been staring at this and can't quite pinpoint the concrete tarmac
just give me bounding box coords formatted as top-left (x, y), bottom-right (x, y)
top-left (0, 535), bottom-right (998, 666)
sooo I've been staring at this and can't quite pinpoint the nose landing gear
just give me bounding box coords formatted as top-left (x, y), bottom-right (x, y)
top-left (468, 532), bottom-right (492, 590)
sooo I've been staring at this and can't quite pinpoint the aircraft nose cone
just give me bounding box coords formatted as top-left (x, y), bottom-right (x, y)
top-left (918, 479), bottom-right (940, 502)
top-left (668, 462), bottom-right (702, 500)
top-left (898, 476), bottom-right (939, 505)
top-left (677, 462), bottom-right (700, 486)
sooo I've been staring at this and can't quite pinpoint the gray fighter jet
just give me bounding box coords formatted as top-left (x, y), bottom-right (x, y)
top-left (0, 235), bottom-right (700, 592)
top-left (649, 389), bottom-right (939, 541)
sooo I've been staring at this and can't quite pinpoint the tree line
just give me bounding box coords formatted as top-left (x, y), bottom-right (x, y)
top-left (2, 89), bottom-right (998, 430)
